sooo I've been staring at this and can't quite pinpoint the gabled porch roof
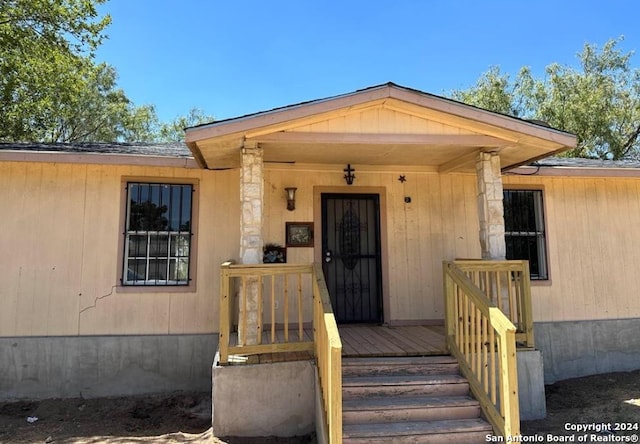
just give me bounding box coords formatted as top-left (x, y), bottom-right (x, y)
top-left (185, 82), bottom-right (576, 172)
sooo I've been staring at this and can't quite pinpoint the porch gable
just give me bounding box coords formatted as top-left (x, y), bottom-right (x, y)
top-left (185, 83), bottom-right (576, 172)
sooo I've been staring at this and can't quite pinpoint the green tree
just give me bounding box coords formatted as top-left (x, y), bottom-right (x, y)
top-left (451, 38), bottom-right (640, 160)
top-left (0, 0), bottom-right (159, 142)
top-left (46, 63), bottom-right (159, 142)
top-left (157, 108), bottom-right (215, 142)
top-left (450, 66), bottom-right (538, 117)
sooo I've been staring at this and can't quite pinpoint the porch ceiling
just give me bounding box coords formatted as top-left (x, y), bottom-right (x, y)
top-left (185, 83), bottom-right (577, 172)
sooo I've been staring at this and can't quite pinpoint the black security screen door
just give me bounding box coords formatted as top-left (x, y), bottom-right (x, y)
top-left (321, 194), bottom-right (383, 323)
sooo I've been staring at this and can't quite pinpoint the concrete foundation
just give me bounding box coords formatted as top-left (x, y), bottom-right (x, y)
top-left (0, 334), bottom-right (218, 400)
top-left (516, 349), bottom-right (546, 420)
top-left (212, 359), bottom-right (315, 437)
top-left (314, 367), bottom-right (328, 444)
top-left (535, 318), bottom-right (640, 383)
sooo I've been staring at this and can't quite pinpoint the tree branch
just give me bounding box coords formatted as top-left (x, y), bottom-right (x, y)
top-left (621, 122), bottom-right (640, 156)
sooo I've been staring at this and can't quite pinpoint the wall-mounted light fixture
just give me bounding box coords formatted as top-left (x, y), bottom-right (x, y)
top-left (343, 164), bottom-right (356, 185)
top-left (285, 187), bottom-right (297, 211)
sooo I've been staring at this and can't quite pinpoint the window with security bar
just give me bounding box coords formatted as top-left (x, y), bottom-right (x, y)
top-left (504, 189), bottom-right (548, 280)
top-left (123, 182), bottom-right (193, 286)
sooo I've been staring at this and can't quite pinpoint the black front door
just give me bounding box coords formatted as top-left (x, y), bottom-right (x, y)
top-left (321, 194), bottom-right (383, 323)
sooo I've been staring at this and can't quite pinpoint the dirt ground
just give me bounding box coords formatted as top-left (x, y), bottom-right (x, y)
top-left (1, 370), bottom-right (640, 443)
top-left (0, 392), bottom-right (314, 444)
top-left (521, 368), bottom-right (640, 440)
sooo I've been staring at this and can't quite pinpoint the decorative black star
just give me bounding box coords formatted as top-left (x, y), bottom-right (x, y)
top-left (398, 175), bottom-right (406, 183)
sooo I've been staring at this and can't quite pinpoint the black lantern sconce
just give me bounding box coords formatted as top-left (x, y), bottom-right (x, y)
top-left (285, 187), bottom-right (297, 211)
top-left (343, 164), bottom-right (356, 185)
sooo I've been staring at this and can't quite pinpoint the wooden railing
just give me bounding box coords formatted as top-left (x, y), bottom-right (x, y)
top-left (218, 262), bottom-right (314, 364)
top-left (312, 263), bottom-right (342, 444)
top-left (218, 262), bottom-right (342, 443)
top-left (453, 260), bottom-right (534, 348)
top-left (443, 260), bottom-right (520, 439)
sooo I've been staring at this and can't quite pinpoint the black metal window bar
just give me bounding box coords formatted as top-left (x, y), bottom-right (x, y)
top-left (504, 189), bottom-right (548, 280)
top-left (123, 182), bottom-right (193, 286)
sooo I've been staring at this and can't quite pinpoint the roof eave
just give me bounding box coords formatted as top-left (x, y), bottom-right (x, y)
top-left (387, 87), bottom-right (577, 148)
top-left (185, 83), bottom-right (576, 150)
top-left (185, 84), bottom-right (394, 142)
top-left (0, 150), bottom-right (199, 168)
top-left (186, 141), bottom-right (209, 169)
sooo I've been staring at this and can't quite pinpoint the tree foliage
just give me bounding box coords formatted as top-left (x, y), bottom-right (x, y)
top-left (1, 0), bottom-right (111, 141)
top-left (157, 108), bottom-right (215, 142)
top-left (451, 38), bottom-right (640, 159)
top-left (451, 66), bottom-right (536, 117)
top-left (43, 63), bottom-right (161, 142)
top-left (0, 0), bottom-right (200, 143)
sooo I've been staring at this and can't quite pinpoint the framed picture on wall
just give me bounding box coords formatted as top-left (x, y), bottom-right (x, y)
top-left (286, 222), bottom-right (314, 247)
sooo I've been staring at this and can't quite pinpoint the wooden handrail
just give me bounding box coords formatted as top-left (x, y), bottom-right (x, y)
top-left (219, 261), bottom-right (234, 365)
top-left (218, 262), bottom-right (342, 443)
top-left (444, 260), bottom-right (520, 439)
top-left (312, 263), bottom-right (342, 444)
top-left (453, 259), bottom-right (534, 348)
top-left (218, 262), bottom-right (314, 364)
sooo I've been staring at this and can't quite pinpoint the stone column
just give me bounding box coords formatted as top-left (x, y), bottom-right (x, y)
top-left (476, 151), bottom-right (506, 260)
top-left (239, 142), bottom-right (263, 345)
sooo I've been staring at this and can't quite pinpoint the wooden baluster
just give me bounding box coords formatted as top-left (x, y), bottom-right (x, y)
top-left (241, 276), bottom-right (247, 346)
top-left (284, 274), bottom-right (289, 342)
top-left (271, 274), bottom-right (276, 343)
top-left (482, 315), bottom-right (489, 394)
top-left (463, 293), bottom-right (470, 362)
top-left (457, 287), bottom-right (463, 353)
top-left (496, 338), bottom-right (505, 417)
top-left (521, 261), bottom-right (534, 348)
top-left (470, 301), bottom-right (477, 373)
top-left (257, 275), bottom-right (263, 345)
top-left (476, 307), bottom-right (482, 377)
top-left (219, 263), bottom-right (231, 365)
top-left (496, 271), bottom-right (501, 307)
top-left (483, 271), bottom-right (489, 303)
top-left (507, 271), bottom-right (516, 327)
top-left (454, 284), bottom-right (464, 351)
top-left (489, 327), bottom-right (496, 405)
top-left (519, 269), bottom-right (524, 332)
top-left (298, 272), bottom-right (303, 341)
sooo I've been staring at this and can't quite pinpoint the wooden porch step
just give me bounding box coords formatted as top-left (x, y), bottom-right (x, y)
top-left (342, 355), bottom-right (493, 442)
top-left (342, 356), bottom-right (459, 377)
top-left (343, 395), bottom-right (481, 424)
top-left (343, 373), bottom-right (469, 398)
top-left (343, 418), bottom-right (493, 444)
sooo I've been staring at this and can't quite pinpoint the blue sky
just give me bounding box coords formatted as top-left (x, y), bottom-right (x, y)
top-left (96, 0), bottom-right (640, 122)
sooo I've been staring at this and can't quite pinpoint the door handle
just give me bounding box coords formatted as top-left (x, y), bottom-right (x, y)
top-left (324, 250), bottom-right (332, 263)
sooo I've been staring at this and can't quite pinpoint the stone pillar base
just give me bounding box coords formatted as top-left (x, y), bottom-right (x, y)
top-left (239, 144), bottom-right (264, 346)
top-left (476, 152), bottom-right (506, 260)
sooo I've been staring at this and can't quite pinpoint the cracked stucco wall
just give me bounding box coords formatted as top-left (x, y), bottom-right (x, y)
top-left (0, 161), bottom-right (239, 337)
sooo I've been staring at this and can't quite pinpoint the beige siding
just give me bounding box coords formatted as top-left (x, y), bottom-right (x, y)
top-left (264, 166), bottom-right (481, 322)
top-left (5, 156), bottom-right (639, 336)
top-left (265, 167), bottom-right (640, 325)
top-left (0, 161), bottom-right (239, 337)
top-left (288, 107), bottom-right (477, 135)
top-left (504, 175), bottom-right (640, 322)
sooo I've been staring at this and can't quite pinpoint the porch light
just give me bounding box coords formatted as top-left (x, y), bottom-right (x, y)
top-left (285, 187), bottom-right (297, 211)
top-left (344, 164), bottom-right (356, 185)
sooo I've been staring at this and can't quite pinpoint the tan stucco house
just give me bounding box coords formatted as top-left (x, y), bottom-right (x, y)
top-left (2, 83), bottom-right (640, 441)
